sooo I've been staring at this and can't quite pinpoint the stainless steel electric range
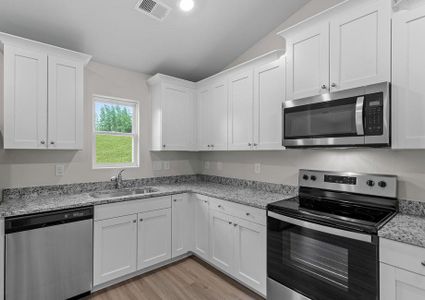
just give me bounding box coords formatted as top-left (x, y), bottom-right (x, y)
top-left (267, 170), bottom-right (398, 300)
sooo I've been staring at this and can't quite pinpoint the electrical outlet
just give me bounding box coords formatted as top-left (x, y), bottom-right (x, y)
top-left (152, 161), bottom-right (162, 171)
top-left (217, 162), bottom-right (223, 171)
top-left (204, 161), bottom-right (210, 170)
top-left (254, 163), bottom-right (261, 174)
top-left (163, 161), bottom-right (170, 170)
top-left (55, 164), bottom-right (65, 176)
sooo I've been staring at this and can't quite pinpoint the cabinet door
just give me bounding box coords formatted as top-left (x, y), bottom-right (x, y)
top-left (93, 214), bottom-right (138, 286)
top-left (193, 196), bottom-right (210, 260)
top-left (228, 70), bottom-right (254, 150)
top-left (253, 58), bottom-right (285, 150)
top-left (138, 208), bottom-right (172, 270)
top-left (3, 45), bottom-right (48, 149)
top-left (198, 86), bottom-right (212, 151)
top-left (392, 5), bottom-right (425, 149)
top-left (234, 218), bottom-right (266, 295)
top-left (48, 56), bottom-right (84, 149)
top-left (330, 0), bottom-right (390, 92)
top-left (210, 79), bottom-right (228, 151)
top-left (209, 210), bottom-right (234, 274)
top-left (162, 85), bottom-right (196, 150)
top-left (286, 23), bottom-right (329, 100)
top-left (171, 194), bottom-right (193, 258)
top-left (380, 263), bottom-right (425, 300)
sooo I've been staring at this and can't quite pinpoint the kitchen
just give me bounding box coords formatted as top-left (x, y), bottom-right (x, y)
top-left (0, 0), bottom-right (424, 299)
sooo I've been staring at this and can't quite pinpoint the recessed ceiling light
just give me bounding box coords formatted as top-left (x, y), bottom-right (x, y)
top-left (179, 0), bottom-right (194, 12)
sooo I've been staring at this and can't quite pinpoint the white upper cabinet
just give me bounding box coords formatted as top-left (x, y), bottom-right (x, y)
top-left (330, 0), bottom-right (391, 92)
top-left (48, 56), bottom-right (84, 149)
top-left (280, 0), bottom-right (391, 100)
top-left (3, 46), bottom-right (48, 149)
top-left (228, 69), bottom-right (254, 150)
top-left (285, 23), bottom-right (330, 100)
top-left (253, 58), bottom-right (285, 150)
top-left (1, 33), bottom-right (91, 150)
top-left (197, 86), bottom-right (212, 151)
top-left (149, 74), bottom-right (196, 151)
top-left (392, 4), bottom-right (425, 149)
top-left (209, 79), bottom-right (229, 151)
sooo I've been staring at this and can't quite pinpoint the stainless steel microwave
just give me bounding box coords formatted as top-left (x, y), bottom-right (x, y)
top-left (282, 82), bottom-right (390, 148)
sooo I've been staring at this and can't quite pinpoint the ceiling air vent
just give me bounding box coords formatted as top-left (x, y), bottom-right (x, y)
top-left (135, 0), bottom-right (171, 21)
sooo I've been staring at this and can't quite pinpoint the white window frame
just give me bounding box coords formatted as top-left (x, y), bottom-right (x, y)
top-left (92, 95), bottom-right (139, 169)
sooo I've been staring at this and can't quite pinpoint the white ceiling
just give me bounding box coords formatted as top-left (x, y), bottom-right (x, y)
top-left (0, 0), bottom-right (309, 81)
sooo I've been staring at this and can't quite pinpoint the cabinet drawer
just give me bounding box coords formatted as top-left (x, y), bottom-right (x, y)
top-left (208, 197), bottom-right (266, 226)
top-left (95, 196), bottom-right (172, 221)
top-left (380, 238), bottom-right (425, 276)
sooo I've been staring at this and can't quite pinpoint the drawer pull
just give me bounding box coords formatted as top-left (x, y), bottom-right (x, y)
top-left (140, 218), bottom-right (143, 222)
top-left (229, 221), bottom-right (232, 225)
top-left (233, 223), bottom-right (237, 227)
top-left (173, 199), bottom-right (177, 202)
top-left (133, 220), bottom-right (137, 223)
top-left (204, 200), bottom-right (208, 204)
top-left (422, 261), bottom-right (425, 267)
top-left (218, 205), bottom-right (222, 208)
top-left (246, 212), bottom-right (250, 216)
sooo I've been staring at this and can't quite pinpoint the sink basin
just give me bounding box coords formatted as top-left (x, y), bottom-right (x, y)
top-left (90, 187), bottom-right (159, 199)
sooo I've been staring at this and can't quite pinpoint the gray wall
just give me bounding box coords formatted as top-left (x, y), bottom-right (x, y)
top-left (0, 58), bottom-right (200, 189)
top-left (199, 0), bottom-right (425, 203)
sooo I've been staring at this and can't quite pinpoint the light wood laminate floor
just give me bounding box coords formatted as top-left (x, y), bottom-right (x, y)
top-left (89, 257), bottom-right (264, 300)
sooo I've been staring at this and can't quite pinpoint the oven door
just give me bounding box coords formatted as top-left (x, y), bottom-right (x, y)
top-left (267, 212), bottom-right (378, 300)
top-left (283, 95), bottom-right (365, 147)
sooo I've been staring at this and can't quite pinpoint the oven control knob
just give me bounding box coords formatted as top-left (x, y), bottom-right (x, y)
top-left (302, 175), bottom-right (309, 180)
top-left (310, 175), bottom-right (317, 181)
top-left (378, 181), bottom-right (387, 188)
top-left (366, 180), bottom-right (375, 187)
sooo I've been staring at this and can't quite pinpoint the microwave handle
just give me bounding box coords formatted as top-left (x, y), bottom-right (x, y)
top-left (356, 96), bottom-right (365, 136)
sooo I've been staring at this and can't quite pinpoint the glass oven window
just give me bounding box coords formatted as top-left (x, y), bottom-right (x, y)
top-left (290, 233), bottom-right (348, 290)
top-left (284, 97), bottom-right (358, 139)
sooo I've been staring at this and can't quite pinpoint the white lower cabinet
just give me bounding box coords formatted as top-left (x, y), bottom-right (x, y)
top-left (171, 194), bottom-right (194, 258)
top-left (210, 210), bottom-right (235, 273)
top-left (93, 214), bottom-right (138, 286)
top-left (233, 218), bottom-right (266, 295)
top-left (209, 204), bottom-right (267, 295)
top-left (380, 238), bottom-right (425, 300)
top-left (193, 195), bottom-right (210, 259)
top-left (93, 194), bottom-right (266, 296)
top-left (137, 208), bottom-right (172, 270)
top-left (381, 263), bottom-right (425, 300)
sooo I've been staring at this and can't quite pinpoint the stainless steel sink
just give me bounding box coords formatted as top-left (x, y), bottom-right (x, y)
top-left (89, 187), bottom-right (159, 199)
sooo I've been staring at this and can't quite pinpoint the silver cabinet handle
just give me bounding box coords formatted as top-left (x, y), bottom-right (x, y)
top-left (422, 261), bottom-right (425, 267)
top-left (233, 223), bottom-right (237, 227)
top-left (211, 145), bottom-right (214, 148)
top-left (207, 145), bottom-right (211, 147)
top-left (40, 140), bottom-right (46, 145)
top-left (133, 220), bottom-right (137, 223)
top-left (140, 218), bottom-right (143, 222)
top-left (204, 200), bottom-right (208, 204)
top-left (246, 212), bottom-right (250, 216)
top-left (50, 141), bottom-right (55, 145)
top-left (173, 199), bottom-right (177, 202)
top-left (162, 144), bottom-right (166, 148)
top-left (253, 143), bottom-right (257, 146)
top-left (321, 84), bottom-right (327, 90)
top-left (228, 221), bottom-right (232, 225)
top-left (331, 83), bottom-right (337, 88)
top-left (248, 143), bottom-right (252, 146)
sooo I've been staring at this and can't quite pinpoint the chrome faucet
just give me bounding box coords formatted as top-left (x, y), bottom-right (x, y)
top-left (111, 169), bottom-right (126, 189)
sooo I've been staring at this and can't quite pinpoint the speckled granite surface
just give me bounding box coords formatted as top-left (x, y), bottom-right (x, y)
top-left (0, 176), bottom-right (297, 217)
top-left (379, 199), bottom-right (425, 248)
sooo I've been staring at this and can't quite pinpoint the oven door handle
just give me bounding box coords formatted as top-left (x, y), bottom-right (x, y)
top-left (268, 211), bottom-right (373, 243)
top-left (355, 96), bottom-right (365, 136)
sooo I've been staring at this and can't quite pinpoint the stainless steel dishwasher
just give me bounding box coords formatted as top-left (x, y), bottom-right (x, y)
top-left (5, 206), bottom-right (93, 300)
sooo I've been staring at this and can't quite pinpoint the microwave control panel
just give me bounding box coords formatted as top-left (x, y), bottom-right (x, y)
top-left (364, 92), bottom-right (384, 136)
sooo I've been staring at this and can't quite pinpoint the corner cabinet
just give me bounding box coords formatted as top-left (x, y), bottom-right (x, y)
top-left (392, 4), bottom-right (425, 149)
top-left (280, 0), bottom-right (391, 100)
top-left (148, 74), bottom-right (197, 151)
top-left (380, 238), bottom-right (425, 300)
top-left (1, 33), bottom-right (91, 149)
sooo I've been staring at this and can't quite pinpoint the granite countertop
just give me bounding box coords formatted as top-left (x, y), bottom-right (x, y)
top-left (379, 213), bottom-right (425, 248)
top-left (0, 181), bottom-right (296, 217)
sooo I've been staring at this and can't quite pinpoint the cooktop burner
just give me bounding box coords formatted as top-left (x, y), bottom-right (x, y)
top-left (268, 170), bottom-right (398, 234)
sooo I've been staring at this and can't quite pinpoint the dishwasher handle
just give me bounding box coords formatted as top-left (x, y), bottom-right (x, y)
top-left (5, 206), bottom-right (93, 234)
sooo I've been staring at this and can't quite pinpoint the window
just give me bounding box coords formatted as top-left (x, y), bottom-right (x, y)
top-left (93, 95), bottom-right (139, 169)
